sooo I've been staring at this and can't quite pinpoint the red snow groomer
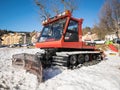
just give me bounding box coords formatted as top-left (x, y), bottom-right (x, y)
top-left (12, 10), bottom-right (104, 82)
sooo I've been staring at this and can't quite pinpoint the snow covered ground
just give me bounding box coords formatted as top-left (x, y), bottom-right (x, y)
top-left (0, 47), bottom-right (120, 90)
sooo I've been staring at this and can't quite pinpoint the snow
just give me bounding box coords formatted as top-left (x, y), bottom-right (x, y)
top-left (0, 48), bottom-right (40, 90)
top-left (0, 47), bottom-right (120, 90)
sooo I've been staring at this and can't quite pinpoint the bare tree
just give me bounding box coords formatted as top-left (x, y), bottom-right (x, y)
top-left (50, 0), bottom-right (62, 15)
top-left (35, 0), bottom-right (50, 20)
top-left (99, 0), bottom-right (120, 34)
top-left (61, 0), bottom-right (78, 13)
top-left (35, 0), bottom-right (80, 20)
top-left (82, 27), bottom-right (91, 35)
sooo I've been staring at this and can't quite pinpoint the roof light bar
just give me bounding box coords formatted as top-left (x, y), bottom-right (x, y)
top-left (42, 10), bottom-right (71, 25)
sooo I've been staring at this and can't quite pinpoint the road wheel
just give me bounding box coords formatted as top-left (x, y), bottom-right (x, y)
top-left (84, 54), bottom-right (89, 62)
top-left (92, 54), bottom-right (97, 60)
top-left (69, 55), bottom-right (77, 65)
top-left (77, 54), bottom-right (84, 64)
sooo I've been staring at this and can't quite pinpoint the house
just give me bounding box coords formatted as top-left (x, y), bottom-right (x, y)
top-left (1, 33), bottom-right (28, 45)
top-left (105, 31), bottom-right (120, 41)
top-left (82, 32), bottom-right (98, 41)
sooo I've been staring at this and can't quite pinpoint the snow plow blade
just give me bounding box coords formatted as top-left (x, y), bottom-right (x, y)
top-left (12, 53), bottom-right (42, 82)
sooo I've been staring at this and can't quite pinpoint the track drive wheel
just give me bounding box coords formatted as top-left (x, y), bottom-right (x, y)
top-left (77, 54), bottom-right (84, 64)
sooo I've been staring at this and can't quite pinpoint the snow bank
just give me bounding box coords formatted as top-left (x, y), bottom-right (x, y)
top-left (0, 48), bottom-right (120, 90)
top-left (0, 48), bottom-right (41, 90)
top-left (38, 51), bottom-right (120, 90)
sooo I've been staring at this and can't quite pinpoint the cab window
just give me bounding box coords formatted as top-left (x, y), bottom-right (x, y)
top-left (64, 20), bottom-right (78, 42)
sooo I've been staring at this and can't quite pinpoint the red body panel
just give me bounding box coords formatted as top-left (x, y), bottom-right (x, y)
top-left (36, 39), bottom-right (95, 49)
top-left (36, 40), bottom-right (62, 48)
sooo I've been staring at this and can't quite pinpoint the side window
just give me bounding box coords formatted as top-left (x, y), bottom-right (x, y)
top-left (64, 20), bottom-right (78, 42)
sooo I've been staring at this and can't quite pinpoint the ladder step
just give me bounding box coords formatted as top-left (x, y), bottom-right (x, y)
top-left (52, 62), bottom-right (67, 66)
top-left (52, 56), bottom-right (68, 67)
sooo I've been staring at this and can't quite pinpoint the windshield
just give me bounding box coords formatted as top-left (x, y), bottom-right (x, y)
top-left (38, 18), bottom-right (66, 42)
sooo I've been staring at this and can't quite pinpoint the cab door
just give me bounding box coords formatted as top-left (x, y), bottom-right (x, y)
top-left (64, 19), bottom-right (79, 42)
